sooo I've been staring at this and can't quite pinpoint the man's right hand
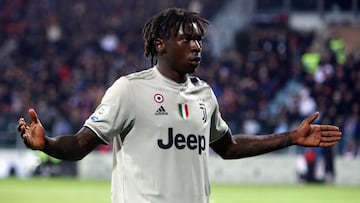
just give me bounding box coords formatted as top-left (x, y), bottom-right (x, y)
top-left (18, 108), bottom-right (46, 150)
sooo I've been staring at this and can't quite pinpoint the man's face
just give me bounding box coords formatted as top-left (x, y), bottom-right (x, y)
top-left (162, 22), bottom-right (203, 74)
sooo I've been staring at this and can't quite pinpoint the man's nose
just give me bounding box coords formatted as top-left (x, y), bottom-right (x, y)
top-left (191, 40), bottom-right (202, 52)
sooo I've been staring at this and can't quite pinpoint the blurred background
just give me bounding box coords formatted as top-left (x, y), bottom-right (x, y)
top-left (0, 0), bottom-right (359, 185)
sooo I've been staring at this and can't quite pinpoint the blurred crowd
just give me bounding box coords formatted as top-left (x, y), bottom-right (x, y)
top-left (0, 0), bottom-right (359, 157)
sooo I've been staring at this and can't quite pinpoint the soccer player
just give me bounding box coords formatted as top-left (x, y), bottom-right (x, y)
top-left (17, 7), bottom-right (342, 203)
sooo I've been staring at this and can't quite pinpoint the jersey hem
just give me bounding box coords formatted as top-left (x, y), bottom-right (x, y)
top-left (83, 124), bottom-right (110, 144)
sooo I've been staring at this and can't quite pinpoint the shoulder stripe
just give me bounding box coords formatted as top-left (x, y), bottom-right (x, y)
top-left (126, 68), bottom-right (155, 80)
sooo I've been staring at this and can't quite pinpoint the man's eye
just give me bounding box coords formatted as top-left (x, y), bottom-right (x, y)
top-left (184, 37), bottom-right (192, 41)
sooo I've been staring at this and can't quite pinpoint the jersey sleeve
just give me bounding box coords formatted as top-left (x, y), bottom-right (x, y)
top-left (84, 77), bottom-right (135, 144)
top-left (209, 89), bottom-right (229, 143)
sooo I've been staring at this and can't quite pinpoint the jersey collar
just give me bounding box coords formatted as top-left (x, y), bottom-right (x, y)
top-left (153, 65), bottom-right (190, 90)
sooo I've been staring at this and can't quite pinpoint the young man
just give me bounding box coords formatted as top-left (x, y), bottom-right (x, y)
top-left (18, 8), bottom-right (341, 203)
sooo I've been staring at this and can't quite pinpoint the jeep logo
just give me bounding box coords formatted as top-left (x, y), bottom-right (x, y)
top-left (158, 128), bottom-right (206, 155)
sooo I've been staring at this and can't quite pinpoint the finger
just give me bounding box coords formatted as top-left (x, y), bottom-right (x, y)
top-left (17, 118), bottom-right (25, 132)
top-left (305, 112), bottom-right (319, 124)
top-left (28, 108), bottom-right (39, 124)
top-left (321, 131), bottom-right (342, 137)
top-left (17, 118), bottom-right (27, 135)
top-left (320, 125), bottom-right (340, 131)
top-left (319, 142), bottom-right (337, 147)
top-left (321, 136), bottom-right (341, 142)
top-left (19, 125), bottom-right (26, 136)
top-left (22, 134), bottom-right (30, 147)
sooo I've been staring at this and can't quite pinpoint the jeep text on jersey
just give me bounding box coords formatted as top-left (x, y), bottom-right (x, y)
top-left (158, 128), bottom-right (205, 155)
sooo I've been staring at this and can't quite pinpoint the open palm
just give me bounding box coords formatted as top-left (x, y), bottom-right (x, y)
top-left (18, 108), bottom-right (46, 150)
top-left (294, 112), bottom-right (341, 147)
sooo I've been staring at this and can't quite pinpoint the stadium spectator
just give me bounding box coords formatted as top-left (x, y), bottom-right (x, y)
top-left (17, 8), bottom-right (342, 203)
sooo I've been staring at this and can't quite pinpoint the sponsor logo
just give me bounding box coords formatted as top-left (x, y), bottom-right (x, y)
top-left (155, 106), bottom-right (168, 115)
top-left (90, 115), bottom-right (99, 121)
top-left (158, 128), bottom-right (206, 155)
top-left (89, 104), bottom-right (109, 122)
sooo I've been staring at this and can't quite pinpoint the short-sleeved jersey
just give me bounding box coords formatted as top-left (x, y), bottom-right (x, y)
top-left (84, 66), bottom-right (229, 203)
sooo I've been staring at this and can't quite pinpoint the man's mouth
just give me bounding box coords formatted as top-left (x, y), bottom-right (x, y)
top-left (190, 57), bottom-right (201, 63)
top-left (189, 57), bottom-right (201, 67)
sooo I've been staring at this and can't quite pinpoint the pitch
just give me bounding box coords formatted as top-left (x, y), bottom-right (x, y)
top-left (0, 178), bottom-right (359, 203)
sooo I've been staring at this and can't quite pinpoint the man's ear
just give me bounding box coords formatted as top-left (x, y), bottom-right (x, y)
top-left (155, 38), bottom-right (165, 53)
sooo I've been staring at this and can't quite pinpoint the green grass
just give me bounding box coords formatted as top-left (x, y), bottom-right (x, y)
top-left (0, 178), bottom-right (109, 203)
top-left (210, 184), bottom-right (360, 203)
top-left (0, 178), bottom-right (359, 203)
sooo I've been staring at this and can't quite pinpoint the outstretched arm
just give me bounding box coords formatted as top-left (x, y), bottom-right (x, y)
top-left (210, 112), bottom-right (342, 159)
top-left (18, 108), bottom-right (104, 161)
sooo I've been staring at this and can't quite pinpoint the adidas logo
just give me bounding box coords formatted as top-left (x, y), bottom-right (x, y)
top-left (155, 106), bottom-right (168, 115)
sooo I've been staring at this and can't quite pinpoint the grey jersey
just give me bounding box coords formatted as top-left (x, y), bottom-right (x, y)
top-left (84, 66), bottom-right (229, 203)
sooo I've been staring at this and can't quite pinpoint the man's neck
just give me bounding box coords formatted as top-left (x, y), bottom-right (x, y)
top-left (156, 64), bottom-right (188, 83)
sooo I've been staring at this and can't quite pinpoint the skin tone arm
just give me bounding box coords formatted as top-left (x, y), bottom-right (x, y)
top-left (18, 108), bottom-right (103, 161)
top-left (19, 109), bottom-right (341, 161)
top-left (210, 112), bottom-right (342, 159)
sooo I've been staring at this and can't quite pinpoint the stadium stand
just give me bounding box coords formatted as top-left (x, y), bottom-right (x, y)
top-left (0, 0), bottom-right (359, 162)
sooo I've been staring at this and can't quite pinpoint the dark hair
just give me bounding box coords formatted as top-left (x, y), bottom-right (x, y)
top-left (142, 7), bottom-right (209, 66)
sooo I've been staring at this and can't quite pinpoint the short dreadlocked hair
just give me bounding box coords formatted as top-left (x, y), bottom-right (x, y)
top-left (142, 7), bottom-right (209, 66)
